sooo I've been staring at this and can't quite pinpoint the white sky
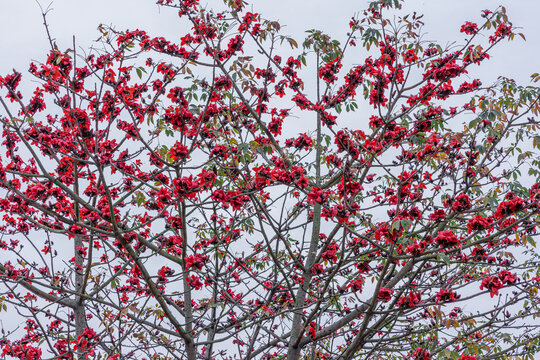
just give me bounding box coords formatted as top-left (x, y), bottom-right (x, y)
top-left (0, 0), bottom-right (538, 85)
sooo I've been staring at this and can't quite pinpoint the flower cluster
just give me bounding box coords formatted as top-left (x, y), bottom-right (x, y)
top-left (480, 270), bottom-right (518, 297)
top-left (435, 230), bottom-right (460, 248)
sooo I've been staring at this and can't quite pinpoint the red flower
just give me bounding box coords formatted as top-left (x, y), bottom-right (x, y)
top-left (411, 347), bottom-right (431, 360)
top-left (396, 291), bottom-right (422, 308)
top-left (467, 215), bottom-right (492, 233)
top-left (498, 270), bottom-right (518, 285)
top-left (318, 57), bottom-right (342, 83)
top-left (184, 253), bottom-right (208, 270)
top-left (158, 266), bottom-right (174, 280)
top-left (460, 22), bottom-right (479, 35)
top-left (435, 230), bottom-right (460, 248)
top-left (378, 287), bottom-right (393, 302)
top-left (348, 278), bottom-right (364, 292)
top-left (1, 343), bottom-right (42, 360)
top-left (187, 275), bottom-right (203, 290)
top-left (435, 288), bottom-right (461, 303)
top-left (307, 187), bottom-right (326, 204)
top-left (292, 93), bottom-right (312, 110)
top-left (321, 241), bottom-right (339, 262)
top-left (451, 193), bottom-right (472, 212)
top-left (307, 321), bottom-right (320, 339)
top-left (479, 271), bottom-right (516, 298)
top-left (170, 141), bottom-right (190, 161)
top-left (458, 79), bottom-right (482, 93)
top-left (214, 75), bottom-right (233, 90)
top-left (429, 209), bottom-right (447, 222)
top-left (489, 23), bottom-right (512, 43)
top-left (73, 328), bottom-right (98, 352)
top-left (406, 242), bottom-right (423, 255)
top-left (402, 49), bottom-right (418, 63)
top-left (494, 195), bottom-right (526, 219)
top-left (290, 133), bottom-right (313, 150)
top-left (311, 263), bottom-right (324, 275)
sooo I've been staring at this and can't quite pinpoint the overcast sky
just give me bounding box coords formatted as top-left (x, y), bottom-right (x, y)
top-left (0, 0), bottom-right (536, 348)
top-left (0, 0), bottom-right (538, 85)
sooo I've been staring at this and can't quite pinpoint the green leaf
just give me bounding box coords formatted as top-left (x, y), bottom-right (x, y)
top-left (400, 219), bottom-right (412, 231)
top-left (527, 235), bottom-right (536, 247)
top-left (437, 253), bottom-right (451, 266)
top-left (534, 135), bottom-right (540, 148)
top-left (288, 38), bottom-right (298, 49)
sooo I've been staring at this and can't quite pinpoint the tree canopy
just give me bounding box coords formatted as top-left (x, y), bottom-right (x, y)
top-left (0, 1), bottom-right (539, 359)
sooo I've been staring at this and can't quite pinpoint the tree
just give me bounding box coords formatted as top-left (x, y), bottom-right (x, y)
top-left (0, 0), bottom-right (539, 359)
